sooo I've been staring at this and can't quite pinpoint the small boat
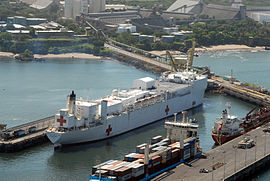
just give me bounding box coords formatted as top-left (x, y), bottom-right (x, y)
top-left (212, 104), bottom-right (243, 145)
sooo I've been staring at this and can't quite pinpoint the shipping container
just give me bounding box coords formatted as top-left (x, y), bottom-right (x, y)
top-left (13, 130), bottom-right (26, 137)
top-left (124, 153), bottom-right (139, 162)
top-left (151, 135), bottom-right (162, 144)
top-left (28, 126), bottom-right (36, 133)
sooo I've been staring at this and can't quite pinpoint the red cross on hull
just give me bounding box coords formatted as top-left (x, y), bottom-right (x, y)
top-left (165, 105), bottom-right (170, 115)
top-left (106, 124), bottom-right (112, 136)
top-left (57, 115), bottom-right (66, 127)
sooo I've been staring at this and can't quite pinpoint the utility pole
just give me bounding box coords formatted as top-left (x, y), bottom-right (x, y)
top-left (255, 136), bottom-right (257, 161)
top-left (212, 156), bottom-right (214, 181)
top-left (233, 145), bottom-right (237, 172)
top-left (245, 143), bottom-right (247, 166)
top-left (264, 132), bottom-right (267, 156)
top-left (223, 151), bottom-right (226, 179)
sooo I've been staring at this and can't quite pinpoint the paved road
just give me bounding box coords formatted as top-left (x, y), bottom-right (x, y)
top-left (152, 124), bottom-right (270, 181)
top-left (5, 116), bottom-right (54, 132)
top-left (105, 44), bottom-right (172, 71)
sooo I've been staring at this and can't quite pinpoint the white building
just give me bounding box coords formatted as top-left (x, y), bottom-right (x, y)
top-left (89, 0), bottom-right (106, 13)
top-left (251, 12), bottom-right (270, 23)
top-left (163, 27), bottom-right (179, 34)
top-left (64, 0), bottom-right (73, 18)
top-left (72, 0), bottom-right (82, 18)
top-left (117, 24), bottom-right (136, 34)
top-left (81, 0), bottom-right (89, 14)
top-left (64, 0), bottom-right (92, 19)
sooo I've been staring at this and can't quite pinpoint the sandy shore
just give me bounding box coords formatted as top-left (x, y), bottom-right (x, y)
top-left (34, 53), bottom-right (106, 60)
top-left (0, 52), bottom-right (109, 60)
top-left (0, 52), bottom-right (15, 58)
top-left (150, 45), bottom-right (266, 56)
top-left (195, 44), bottom-right (265, 52)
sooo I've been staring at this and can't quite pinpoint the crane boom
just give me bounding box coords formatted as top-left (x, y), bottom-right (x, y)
top-left (166, 51), bottom-right (178, 72)
top-left (187, 41), bottom-right (196, 67)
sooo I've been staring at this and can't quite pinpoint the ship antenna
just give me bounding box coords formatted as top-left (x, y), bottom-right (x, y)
top-left (87, 88), bottom-right (90, 101)
top-left (186, 61), bottom-right (189, 71)
top-left (225, 102), bottom-right (231, 115)
top-left (182, 111), bottom-right (187, 123)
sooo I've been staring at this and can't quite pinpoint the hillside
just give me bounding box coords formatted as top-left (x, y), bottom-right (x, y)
top-left (107, 0), bottom-right (175, 9)
top-left (203, 0), bottom-right (270, 7)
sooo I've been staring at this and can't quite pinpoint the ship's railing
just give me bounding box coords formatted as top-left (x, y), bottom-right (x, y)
top-left (122, 95), bottom-right (165, 113)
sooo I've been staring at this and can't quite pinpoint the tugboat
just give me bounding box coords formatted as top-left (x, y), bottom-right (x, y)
top-left (212, 104), bottom-right (243, 145)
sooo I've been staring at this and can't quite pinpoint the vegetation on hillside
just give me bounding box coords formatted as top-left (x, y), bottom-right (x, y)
top-left (0, 0), bottom-right (62, 21)
top-left (106, 0), bottom-right (175, 9)
top-left (190, 18), bottom-right (270, 47)
top-left (204, 0), bottom-right (270, 6)
top-left (114, 18), bottom-right (270, 52)
top-left (0, 32), bottom-right (109, 56)
top-left (115, 31), bottom-right (186, 51)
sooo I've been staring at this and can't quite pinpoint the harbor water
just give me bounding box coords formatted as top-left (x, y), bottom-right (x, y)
top-left (0, 51), bottom-right (269, 181)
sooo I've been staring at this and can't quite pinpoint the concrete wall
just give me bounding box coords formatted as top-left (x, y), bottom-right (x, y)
top-left (225, 152), bottom-right (270, 181)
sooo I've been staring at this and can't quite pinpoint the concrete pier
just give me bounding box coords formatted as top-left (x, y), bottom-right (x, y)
top-left (0, 116), bottom-right (54, 153)
top-left (208, 76), bottom-right (270, 107)
top-left (152, 124), bottom-right (270, 181)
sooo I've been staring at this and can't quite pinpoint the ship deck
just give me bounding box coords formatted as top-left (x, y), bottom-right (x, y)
top-left (155, 81), bottom-right (189, 93)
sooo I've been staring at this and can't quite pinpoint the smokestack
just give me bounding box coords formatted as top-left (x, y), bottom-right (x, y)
top-left (68, 91), bottom-right (76, 114)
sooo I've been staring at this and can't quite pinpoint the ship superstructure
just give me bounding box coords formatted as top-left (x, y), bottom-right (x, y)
top-left (212, 104), bottom-right (243, 145)
top-left (46, 70), bottom-right (207, 146)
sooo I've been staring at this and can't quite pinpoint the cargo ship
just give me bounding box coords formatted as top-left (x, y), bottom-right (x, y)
top-left (212, 104), bottom-right (243, 145)
top-left (89, 112), bottom-right (202, 181)
top-left (46, 70), bottom-right (207, 146)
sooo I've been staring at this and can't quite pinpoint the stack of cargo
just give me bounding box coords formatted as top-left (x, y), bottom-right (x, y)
top-left (90, 117), bottom-right (202, 181)
top-left (91, 159), bottom-right (145, 181)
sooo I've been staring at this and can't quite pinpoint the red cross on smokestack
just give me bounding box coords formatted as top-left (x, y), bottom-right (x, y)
top-left (57, 115), bottom-right (66, 127)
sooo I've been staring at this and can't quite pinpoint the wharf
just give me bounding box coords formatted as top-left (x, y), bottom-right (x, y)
top-left (208, 75), bottom-right (270, 107)
top-left (152, 124), bottom-right (270, 181)
top-left (105, 43), bottom-right (171, 74)
top-left (0, 116), bottom-right (54, 153)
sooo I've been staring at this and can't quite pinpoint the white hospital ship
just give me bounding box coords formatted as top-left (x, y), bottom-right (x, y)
top-left (46, 70), bottom-right (207, 146)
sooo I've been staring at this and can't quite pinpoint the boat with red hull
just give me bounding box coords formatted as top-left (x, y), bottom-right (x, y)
top-left (212, 104), bottom-right (243, 145)
top-left (212, 105), bottom-right (270, 145)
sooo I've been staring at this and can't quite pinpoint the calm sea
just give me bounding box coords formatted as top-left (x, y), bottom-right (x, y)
top-left (0, 51), bottom-right (269, 181)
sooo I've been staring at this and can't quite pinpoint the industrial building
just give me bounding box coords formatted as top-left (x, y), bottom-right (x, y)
top-left (89, 0), bottom-right (106, 13)
top-left (251, 12), bottom-right (270, 23)
top-left (64, 0), bottom-right (106, 19)
top-left (6, 16), bottom-right (47, 26)
top-left (36, 28), bottom-right (74, 38)
top-left (117, 24), bottom-right (136, 34)
top-left (64, 0), bottom-right (81, 19)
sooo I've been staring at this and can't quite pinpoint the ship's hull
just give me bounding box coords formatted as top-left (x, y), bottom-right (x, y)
top-left (46, 78), bottom-right (207, 145)
top-left (212, 132), bottom-right (242, 145)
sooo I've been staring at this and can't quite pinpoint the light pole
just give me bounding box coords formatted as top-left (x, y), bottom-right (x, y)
top-left (212, 156), bottom-right (214, 181)
top-left (255, 136), bottom-right (257, 161)
top-left (245, 143), bottom-right (247, 166)
top-left (223, 151), bottom-right (226, 179)
top-left (233, 145), bottom-right (237, 172)
top-left (264, 132), bottom-right (267, 156)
